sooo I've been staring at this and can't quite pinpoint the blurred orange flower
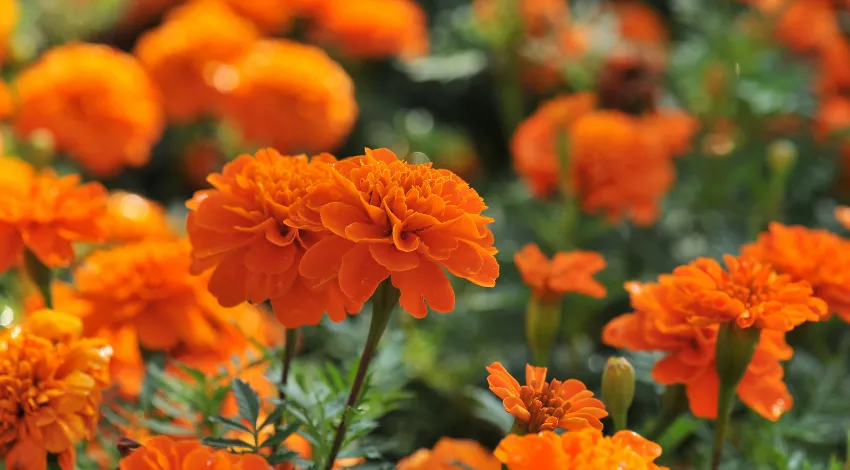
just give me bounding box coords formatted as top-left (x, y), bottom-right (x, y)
top-left (0, 0), bottom-right (17, 65)
top-left (397, 437), bottom-right (499, 470)
top-left (0, 79), bottom-right (14, 121)
top-left (0, 157), bottom-right (107, 272)
top-left (514, 243), bottom-right (606, 302)
top-left (495, 428), bottom-right (668, 470)
top-left (1, 309), bottom-right (111, 470)
top-left (104, 191), bottom-right (173, 243)
top-left (766, 0), bottom-right (841, 53)
top-left (815, 95), bottom-right (850, 141)
top-left (220, 0), bottom-right (294, 33)
top-left (290, 148), bottom-right (500, 318)
top-left (14, 43), bottom-right (164, 177)
top-left (119, 436), bottom-right (271, 470)
top-left (486, 362), bottom-right (607, 433)
top-left (219, 39), bottom-right (357, 154)
top-left (744, 222), bottom-right (850, 322)
top-left (135, 0), bottom-right (259, 123)
top-left (474, 0), bottom-right (568, 36)
top-left (310, 0), bottom-right (428, 60)
top-left (187, 148), bottom-right (362, 327)
top-left (817, 39), bottom-right (850, 96)
top-left (607, 0), bottom-right (668, 46)
top-left (603, 281), bottom-right (795, 421)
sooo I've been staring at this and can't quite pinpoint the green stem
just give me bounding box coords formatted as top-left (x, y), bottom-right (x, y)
top-left (24, 249), bottom-right (52, 309)
top-left (646, 384), bottom-right (687, 441)
top-left (46, 453), bottom-right (62, 470)
top-left (612, 411), bottom-right (628, 433)
top-left (323, 280), bottom-right (400, 470)
top-left (273, 328), bottom-right (298, 453)
top-left (711, 386), bottom-right (737, 470)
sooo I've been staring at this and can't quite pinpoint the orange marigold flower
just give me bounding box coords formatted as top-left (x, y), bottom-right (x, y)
top-left (219, 0), bottom-right (294, 33)
top-left (219, 39), bottom-right (357, 154)
top-left (1, 309), bottom-right (112, 470)
top-left (290, 148), bottom-right (500, 318)
top-left (814, 95), bottom-right (850, 142)
top-left (603, 281), bottom-right (795, 421)
top-left (310, 0), bottom-right (428, 60)
top-left (495, 428), bottom-right (668, 470)
top-left (0, 79), bottom-right (13, 122)
top-left (743, 222), bottom-right (850, 322)
top-left (514, 243), bottom-right (606, 302)
top-left (135, 0), bottom-right (260, 123)
top-left (768, 0), bottom-right (841, 53)
top-left (607, 0), bottom-right (668, 46)
top-left (187, 148), bottom-right (362, 327)
top-left (486, 362), bottom-right (607, 433)
top-left (103, 191), bottom-right (173, 243)
top-left (0, 0), bottom-right (17, 66)
top-left (397, 437), bottom-right (499, 470)
top-left (119, 436), bottom-right (271, 470)
top-left (667, 254), bottom-right (827, 331)
top-left (474, 0), bottom-right (568, 36)
top-left (0, 157), bottom-right (107, 272)
top-left (13, 43), bottom-right (164, 177)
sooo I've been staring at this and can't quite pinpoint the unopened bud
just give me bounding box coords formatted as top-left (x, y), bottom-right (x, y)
top-left (767, 139), bottom-right (797, 173)
top-left (525, 297), bottom-right (561, 366)
top-left (602, 356), bottom-right (635, 431)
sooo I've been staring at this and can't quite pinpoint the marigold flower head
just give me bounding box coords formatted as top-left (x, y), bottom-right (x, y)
top-left (603, 281), bottom-right (795, 421)
top-left (495, 429), bottom-right (668, 470)
top-left (743, 222), bottom-right (850, 322)
top-left (817, 38), bottom-right (850, 96)
top-left (514, 243), bottom-right (606, 302)
top-left (290, 148), bottom-right (500, 318)
top-left (474, 0), bottom-right (568, 36)
top-left (767, 0), bottom-right (841, 53)
top-left (1, 309), bottom-right (111, 470)
top-left (219, 0), bottom-right (294, 33)
top-left (815, 95), bottom-right (850, 142)
top-left (119, 436), bottom-right (271, 470)
top-left (607, 0), bottom-right (668, 46)
top-left (187, 148), bottom-right (362, 327)
top-left (103, 191), bottom-right (173, 243)
top-left (486, 362), bottom-right (607, 433)
top-left (310, 0), bottom-right (428, 60)
top-left (0, 0), bottom-right (17, 66)
top-left (13, 43), bottom-right (164, 176)
top-left (0, 157), bottom-right (107, 272)
top-left (397, 437), bottom-right (499, 470)
top-left (135, 0), bottom-right (260, 123)
top-left (219, 39), bottom-right (357, 154)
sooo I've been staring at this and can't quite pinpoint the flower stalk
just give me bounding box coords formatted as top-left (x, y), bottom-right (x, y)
top-left (274, 327), bottom-right (298, 453)
top-left (647, 384), bottom-right (688, 441)
top-left (24, 249), bottom-right (52, 309)
top-left (525, 297), bottom-right (561, 367)
top-left (324, 280), bottom-right (400, 470)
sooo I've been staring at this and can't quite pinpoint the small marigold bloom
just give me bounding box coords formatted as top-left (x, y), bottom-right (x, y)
top-left (310, 0), bottom-right (428, 60)
top-left (290, 148), bottom-right (500, 318)
top-left (135, 0), bottom-right (260, 123)
top-left (104, 191), bottom-right (173, 243)
top-left (607, 0), bottom-right (668, 46)
top-left (743, 222), bottom-right (850, 322)
top-left (486, 362), bottom-right (607, 433)
top-left (187, 148), bottom-right (362, 327)
top-left (1, 309), bottom-right (112, 470)
top-left (764, 0), bottom-right (841, 53)
top-left (0, 157), bottom-right (107, 272)
top-left (119, 436), bottom-right (271, 470)
top-left (397, 437), bottom-right (500, 470)
top-left (495, 429), bottom-right (669, 470)
top-left (668, 254), bottom-right (827, 331)
top-left (474, 0), bottom-right (568, 36)
top-left (514, 243), bottom-right (606, 302)
top-left (13, 43), bottom-right (164, 177)
top-left (603, 281), bottom-right (795, 421)
top-left (0, 0), bottom-right (17, 66)
top-left (219, 39), bottom-right (357, 154)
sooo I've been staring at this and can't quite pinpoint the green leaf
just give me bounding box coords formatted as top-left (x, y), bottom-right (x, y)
top-left (258, 406), bottom-right (284, 433)
top-left (201, 437), bottom-right (253, 450)
top-left (208, 415), bottom-right (252, 434)
top-left (259, 423), bottom-right (300, 449)
top-left (232, 379), bottom-right (261, 430)
top-left (266, 451), bottom-right (300, 466)
top-left (171, 361), bottom-right (208, 385)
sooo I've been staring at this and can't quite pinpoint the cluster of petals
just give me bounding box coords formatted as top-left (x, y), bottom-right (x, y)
top-left (0, 0), bottom-right (16, 66)
top-left (218, 39), bottom-right (357, 154)
top-left (0, 157), bottom-right (108, 272)
top-left (187, 148), bottom-right (361, 327)
top-left (310, 0), bottom-right (428, 60)
top-left (486, 362), bottom-right (607, 433)
top-left (119, 436), bottom-right (271, 470)
top-left (135, 0), bottom-right (260, 123)
top-left (397, 437), bottom-right (499, 470)
top-left (495, 428), bottom-right (668, 470)
top-left (743, 222), bottom-right (850, 322)
top-left (103, 191), bottom-right (173, 243)
top-left (514, 243), bottom-right (606, 303)
top-left (511, 92), bottom-right (696, 225)
top-left (1, 309), bottom-right (112, 470)
top-left (13, 43), bottom-right (164, 177)
top-left (603, 281), bottom-right (795, 421)
top-left (289, 148), bottom-right (500, 318)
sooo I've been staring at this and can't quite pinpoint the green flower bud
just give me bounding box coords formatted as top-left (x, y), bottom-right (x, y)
top-left (602, 356), bottom-right (635, 431)
top-left (525, 297), bottom-right (561, 366)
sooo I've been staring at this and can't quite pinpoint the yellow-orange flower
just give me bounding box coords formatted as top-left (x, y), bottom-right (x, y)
top-left (187, 148), bottom-right (362, 327)
top-left (13, 43), bottom-right (164, 177)
top-left (603, 281), bottom-right (795, 421)
top-left (486, 362), bottom-right (607, 433)
top-left (397, 437), bottom-right (500, 470)
top-left (1, 309), bottom-right (111, 470)
top-left (743, 223), bottom-right (850, 323)
top-left (119, 436), bottom-right (271, 470)
top-left (103, 191), bottom-right (173, 243)
top-left (514, 243), bottom-right (606, 302)
top-left (666, 254), bottom-right (827, 331)
top-left (0, 0), bottom-right (17, 66)
top-left (290, 148), bottom-right (500, 318)
top-left (219, 39), bottom-right (357, 154)
top-left (135, 0), bottom-right (259, 123)
top-left (310, 0), bottom-right (428, 60)
top-left (0, 157), bottom-right (107, 272)
top-left (495, 429), bottom-right (669, 470)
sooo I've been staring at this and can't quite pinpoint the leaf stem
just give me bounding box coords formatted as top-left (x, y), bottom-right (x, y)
top-left (24, 249), bottom-right (52, 309)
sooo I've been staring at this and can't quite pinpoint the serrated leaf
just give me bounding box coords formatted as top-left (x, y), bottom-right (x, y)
top-left (266, 451), bottom-right (300, 465)
top-left (232, 379), bottom-right (261, 430)
top-left (209, 415), bottom-right (252, 434)
top-left (150, 394), bottom-right (194, 420)
top-left (171, 361), bottom-right (207, 385)
top-left (259, 423), bottom-right (300, 449)
top-left (258, 406), bottom-right (284, 433)
top-left (201, 437), bottom-right (253, 450)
